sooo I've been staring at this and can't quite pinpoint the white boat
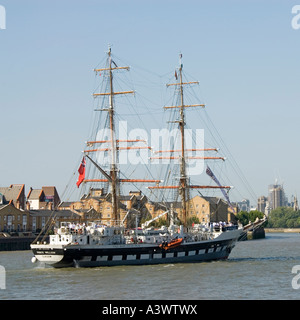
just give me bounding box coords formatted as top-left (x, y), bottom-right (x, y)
top-left (31, 47), bottom-right (243, 268)
top-left (31, 221), bottom-right (242, 267)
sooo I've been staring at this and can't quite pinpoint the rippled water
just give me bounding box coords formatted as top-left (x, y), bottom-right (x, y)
top-left (0, 233), bottom-right (300, 300)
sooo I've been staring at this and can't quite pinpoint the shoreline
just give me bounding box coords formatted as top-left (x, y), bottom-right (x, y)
top-left (0, 235), bottom-right (46, 251)
top-left (265, 228), bottom-right (300, 233)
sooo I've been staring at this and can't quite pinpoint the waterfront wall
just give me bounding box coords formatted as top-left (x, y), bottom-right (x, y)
top-left (0, 237), bottom-right (36, 251)
top-left (265, 228), bottom-right (300, 233)
top-left (247, 226), bottom-right (265, 240)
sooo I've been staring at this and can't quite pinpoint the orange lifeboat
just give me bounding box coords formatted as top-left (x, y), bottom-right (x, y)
top-left (159, 238), bottom-right (183, 250)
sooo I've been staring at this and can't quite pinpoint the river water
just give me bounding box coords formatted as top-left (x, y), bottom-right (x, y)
top-left (0, 232), bottom-right (300, 300)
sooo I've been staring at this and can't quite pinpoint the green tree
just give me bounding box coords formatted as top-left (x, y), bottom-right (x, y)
top-left (236, 210), bottom-right (264, 226)
top-left (267, 207), bottom-right (300, 228)
top-left (235, 211), bottom-right (249, 226)
top-left (187, 216), bottom-right (200, 226)
top-left (148, 218), bottom-right (168, 228)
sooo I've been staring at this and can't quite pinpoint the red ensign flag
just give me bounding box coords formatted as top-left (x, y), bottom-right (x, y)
top-left (76, 157), bottom-right (86, 188)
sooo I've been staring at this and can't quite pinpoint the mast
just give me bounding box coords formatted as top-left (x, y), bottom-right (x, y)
top-left (169, 54), bottom-right (199, 227)
top-left (108, 47), bottom-right (118, 226)
top-left (85, 47), bottom-right (162, 226)
top-left (149, 53), bottom-right (230, 227)
top-left (178, 54), bottom-right (188, 227)
top-left (93, 46), bottom-right (134, 225)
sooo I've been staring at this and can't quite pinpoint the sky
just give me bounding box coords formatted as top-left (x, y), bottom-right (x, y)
top-left (1, 0), bottom-right (300, 206)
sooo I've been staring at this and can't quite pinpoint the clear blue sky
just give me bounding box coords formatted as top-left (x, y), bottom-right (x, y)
top-left (0, 0), bottom-right (299, 206)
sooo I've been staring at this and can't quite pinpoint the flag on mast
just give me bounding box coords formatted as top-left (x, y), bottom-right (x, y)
top-left (206, 165), bottom-right (235, 213)
top-left (76, 157), bottom-right (86, 188)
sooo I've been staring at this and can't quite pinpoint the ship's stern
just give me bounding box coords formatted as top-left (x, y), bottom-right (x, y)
top-left (30, 243), bottom-right (73, 268)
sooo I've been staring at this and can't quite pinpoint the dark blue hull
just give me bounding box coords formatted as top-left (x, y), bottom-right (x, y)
top-left (32, 237), bottom-right (237, 268)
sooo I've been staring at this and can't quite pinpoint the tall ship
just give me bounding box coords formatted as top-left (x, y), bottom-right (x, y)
top-left (31, 48), bottom-right (244, 268)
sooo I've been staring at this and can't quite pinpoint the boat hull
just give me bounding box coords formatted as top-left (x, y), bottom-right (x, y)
top-left (31, 231), bottom-right (240, 268)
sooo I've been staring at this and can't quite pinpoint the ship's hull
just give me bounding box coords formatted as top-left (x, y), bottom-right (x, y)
top-left (31, 230), bottom-right (241, 268)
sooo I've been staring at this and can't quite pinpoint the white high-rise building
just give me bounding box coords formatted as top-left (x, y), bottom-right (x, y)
top-left (268, 183), bottom-right (286, 210)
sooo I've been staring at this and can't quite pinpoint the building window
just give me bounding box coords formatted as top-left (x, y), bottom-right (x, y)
top-left (7, 215), bottom-right (12, 227)
top-left (32, 217), bottom-right (36, 232)
top-left (22, 215), bottom-right (27, 231)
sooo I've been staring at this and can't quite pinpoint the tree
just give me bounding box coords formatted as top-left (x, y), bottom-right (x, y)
top-left (187, 216), bottom-right (200, 226)
top-left (236, 210), bottom-right (264, 226)
top-left (267, 207), bottom-right (300, 228)
top-left (148, 218), bottom-right (168, 228)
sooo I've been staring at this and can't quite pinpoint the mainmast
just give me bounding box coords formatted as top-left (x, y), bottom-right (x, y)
top-left (84, 47), bottom-right (162, 226)
top-left (92, 47), bottom-right (134, 225)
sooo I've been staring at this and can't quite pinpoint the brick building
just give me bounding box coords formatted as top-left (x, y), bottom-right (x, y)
top-left (27, 186), bottom-right (61, 210)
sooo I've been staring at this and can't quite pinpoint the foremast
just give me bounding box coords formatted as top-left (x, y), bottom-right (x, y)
top-left (149, 54), bottom-right (231, 227)
top-left (171, 55), bottom-right (191, 227)
top-left (169, 54), bottom-right (200, 226)
top-left (107, 48), bottom-right (119, 225)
